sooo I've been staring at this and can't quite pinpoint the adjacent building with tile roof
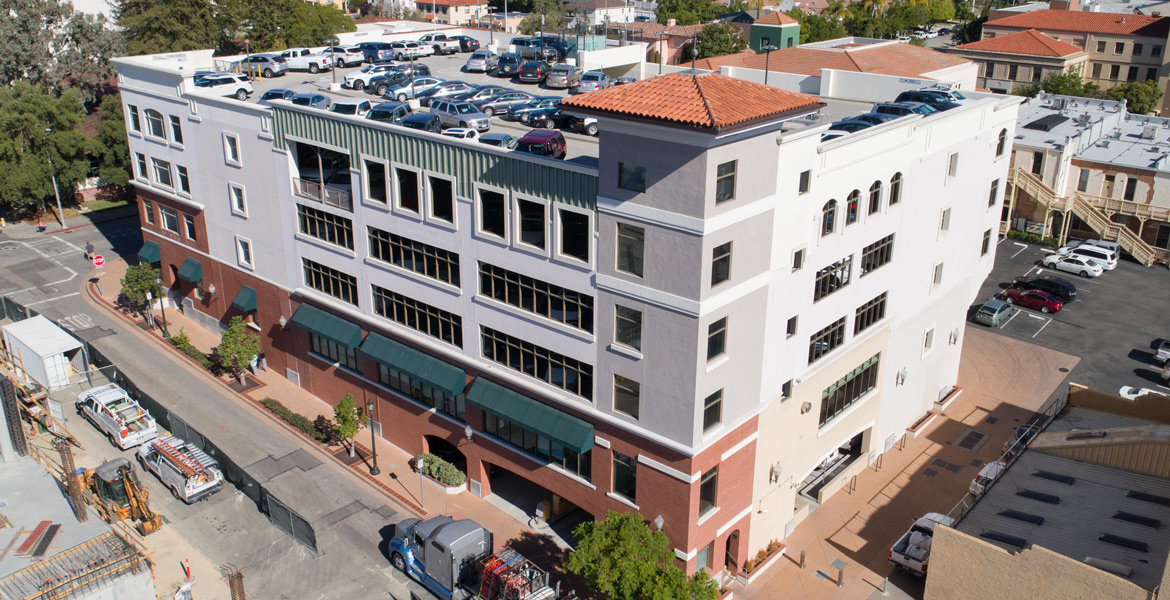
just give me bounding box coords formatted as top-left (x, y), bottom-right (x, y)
top-left (413, 0), bottom-right (490, 25)
top-left (949, 29), bottom-right (1090, 93)
top-left (750, 10), bottom-right (801, 51)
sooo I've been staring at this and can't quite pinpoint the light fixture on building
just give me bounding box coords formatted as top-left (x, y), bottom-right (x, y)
top-left (279, 315), bottom-right (288, 329)
top-left (768, 462), bottom-right (781, 484)
top-left (896, 368), bottom-right (908, 386)
top-left (464, 424), bottom-right (474, 444)
top-left (653, 514), bottom-right (664, 531)
top-left (949, 328), bottom-right (960, 346)
top-left (800, 402), bottom-right (812, 415)
top-left (205, 282), bottom-right (216, 299)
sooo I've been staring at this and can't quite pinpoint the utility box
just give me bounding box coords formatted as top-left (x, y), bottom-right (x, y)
top-left (1, 316), bottom-right (84, 392)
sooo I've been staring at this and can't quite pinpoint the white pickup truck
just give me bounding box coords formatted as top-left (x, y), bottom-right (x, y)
top-left (279, 48), bottom-right (333, 73)
top-left (137, 436), bottom-right (225, 503)
top-left (889, 512), bottom-right (954, 577)
top-left (76, 384), bottom-right (159, 450)
top-left (1156, 339), bottom-right (1170, 365)
top-left (418, 33), bottom-right (461, 55)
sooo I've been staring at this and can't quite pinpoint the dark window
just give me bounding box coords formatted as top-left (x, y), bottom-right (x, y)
top-left (985, 61), bottom-right (996, 78)
top-left (846, 190), bottom-right (859, 225)
top-left (1128, 66), bottom-right (1139, 82)
top-left (1031, 67), bottom-right (1042, 83)
top-left (1096, 40), bottom-right (1106, 53)
top-left (822, 200), bottom-right (837, 236)
top-left (989, 179), bottom-right (1000, 207)
top-left (298, 204), bottom-right (354, 250)
top-left (868, 181), bottom-right (881, 214)
top-left (612, 451), bottom-right (637, 502)
top-left (854, 292), bottom-right (887, 334)
top-left (615, 305), bottom-right (642, 350)
top-left (142, 198), bottom-right (155, 224)
top-left (128, 104), bottom-right (141, 132)
top-left (135, 153), bottom-right (148, 179)
top-left (169, 115), bottom-right (183, 144)
top-left (861, 234), bottom-right (894, 275)
top-left (310, 332), bottom-right (359, 370)
top-left (793, 248), bottom-right (805, 271)
top-left (889, 173), bottom-right (902, 205)
top-left (814, 255), bottom-right (852, 301)
top-left (1008, 64), bottom-right (1018, 80)
top-left (808, 316), bottom-right (846, 364)
top-left (1155, 45), bottom-right (1164, 57)
top-left (1147, 67), bottom-right (1158, 81)
top-left (1077, 169), bottom-right (1090, 192)
top-left (184, 214), bottom-right (197, 241)
top-left (481, 326), bottom-right (593, 399)
top-left (1125, 177), bottom-right (1138, 201)
top-left (715, 160), bottom-right (736, 204)
top-left (614, 375), bottom-right (640, 419)
top-left (396, 168), bottom-right (420, 212)
top-left (703, 390), bottom-right (722, 431)
top-left (430, 176), bottom-right (454, 223)
top-left (1134, 43), bottom-right (1144, 56)
top-left (302, 258), bottom-right (358, 305)
top-left (786, 316), bottom-right (798, 338)
top-left (617, 223), bottom-right (644, 277)
top-left (368, 227), bottom-right (461, 287)
top-left (478, 262), bottom-right (594, 332)
top-left (518, 199), bottom-right (546, 249)
top-left (699, 467), bottom-right (718, 515)
top-left (819, 354), bottom-right (880, 425)
top-left (144, 109), bottom-right (165, 138)
top-left (372, 284), bottom-right (463, 347)
top-left (159, 206), bottom-right (179, 233)
top-left (177, 165), bottom-right (190, 194)
top-left (1092, 63), bottom-right (1103, 78)
top-left (711, 242), bottom-right (731, 286)
top-left (1116, 42), bottom-right (1125, 54)
top-left (559, 209), bottom-right (590, 263)
top-left (483, 412), bottom-right (591, 481)
top-left (1110, 64), bottom-right (1121, 79)
top-left (479, 190), bottom-right (506, 238)
top-left (982, 229), bottom-right (992, 256)
top-left (618, 162), bottom-right (646, 192)
top-left (799, 170), bottom-right (811, 193)
top-left (379, 364), bottom-right (464, 420)
top-left (1031, 151), bottom-right (1043, 175)
top-left (365, 160), bottom-right (387, 204)
top-left (997, 129), bottom-right (1007, 156)
top-left (707, 317), bottom-right (727, 361)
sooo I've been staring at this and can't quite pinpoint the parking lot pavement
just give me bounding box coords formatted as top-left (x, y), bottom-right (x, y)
top-left (970, 238), bottom-right (1170, 396)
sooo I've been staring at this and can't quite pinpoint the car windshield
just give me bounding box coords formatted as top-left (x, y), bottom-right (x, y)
top-left (516, 142), bottom-right (543, 153)
top-left (472, 51), bottom-right (490, 59)
top-left (194, 77), bottom-right (223, 87)
top-left (291, 96), bottom-right (314, 106)
top-left (583, 74), bottom-right (602, 81)
top-left (454, 104), bottom-right (475, 114)
top-left (331, 104), bottom-right (358, 114)
top-left (368, 110), bottom-right (395, 121)
top-left (260, 90), bottom-right (287, 100)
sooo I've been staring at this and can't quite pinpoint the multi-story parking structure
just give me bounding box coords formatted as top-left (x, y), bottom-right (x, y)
top-left (114, 49), bottom-right (1018, 579)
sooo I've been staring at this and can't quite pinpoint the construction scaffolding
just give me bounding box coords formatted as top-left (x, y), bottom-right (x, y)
top-left (0, 531), bottom-right (149, 600)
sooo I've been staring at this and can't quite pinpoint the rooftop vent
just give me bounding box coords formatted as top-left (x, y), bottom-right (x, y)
top-left (1143, 125), bottom-right (1159, 140)
top-left (980, 531), bottom-right (1027, 549)
top-left (1017, 489), bottom-right (1061, 504)
top-left (1033, 471), bottom-right (1075, 485)
top-left (1127, 490), bottom-right (1170, 506)
top-left (1067, 430), bottom-right (1107, 440)
top-left (1098, 533), bottom-right (1148, 552)
top-left (1114, 511), bottom-right (1161, 529)
top-left (1084, 556), bottom-right (1134, 578)
top-left (1024, 114), bottom-right (1070, 132)
top-left (999, 509), bottom-right (1045, 525)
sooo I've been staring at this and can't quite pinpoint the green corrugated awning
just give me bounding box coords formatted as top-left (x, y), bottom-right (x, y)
top-left (137, 240), bottom-right (160, 264)
top-left (176, 257), bottom-right (202, 283)
top-left (361, 332), bottom-right (467, 396)
top-left (231, 286), bottom-right (257, 312)
top-left (466, 379), bottom-right (594, 455)
top-left (288, 303), bottom-right (363, 349)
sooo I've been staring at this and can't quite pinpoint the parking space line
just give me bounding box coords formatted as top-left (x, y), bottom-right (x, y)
top-left (1029, 315), bottom-right (1053, 338)
top-left (1159, 384), bottom-right (1170, 391)
top-left (1010, 242), bottom-right (1028, 259)
top-left (1000, 308), bottom-right (1022, 329)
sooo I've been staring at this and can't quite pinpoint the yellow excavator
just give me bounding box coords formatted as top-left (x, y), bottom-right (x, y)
top-left (80, 458), bottom-right (163, 536)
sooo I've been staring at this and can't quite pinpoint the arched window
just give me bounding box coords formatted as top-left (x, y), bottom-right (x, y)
top-left (144, 109), bottom-right (166, 139)
top-left (846, 190), bottom-right (860, 225)
top-left (822, 200), bottom-right (837, 236)
top-left (889, 173), bottom-right (903, 206)
top-left (868, 181), bottom-right (882, 215)
top-left (996, 129), bottom-right (1007, 157)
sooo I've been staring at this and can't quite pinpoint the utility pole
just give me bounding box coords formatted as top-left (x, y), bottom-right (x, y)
top-left (44, 128), bottom-right (64, 229)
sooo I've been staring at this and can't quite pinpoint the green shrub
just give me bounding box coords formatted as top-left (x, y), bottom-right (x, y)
top-left (1005, 230), bottom-right (1061, 247)
top-left (169, 327), bottom-right (190, 348)
top-left (414, 452), bottom-right (466, 486)
top-left (260, 397), bottom-right (328, 442)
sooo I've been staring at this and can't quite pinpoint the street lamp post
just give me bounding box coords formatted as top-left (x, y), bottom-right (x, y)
top-left (155, 277), bottom-right (170, 338)
top-left (656, 30), bottom-right (669, 74)
top-left (44, 128), bottom-right (64, 229)
top-left (367, 398), bottom-right (380, 476)
top-left (761, 44), bottom-right (778, 86)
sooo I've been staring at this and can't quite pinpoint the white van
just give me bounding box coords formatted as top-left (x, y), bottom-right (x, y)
top-left (76, 384), bottom-right (158, 449)
top-left (970, 461), bottom-right (1006, 497)
top-left (137, 436), bottom-right (224, 503)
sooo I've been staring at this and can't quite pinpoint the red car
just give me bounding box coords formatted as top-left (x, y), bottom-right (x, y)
top-left (1003, 288), bottom-right (1062, 313)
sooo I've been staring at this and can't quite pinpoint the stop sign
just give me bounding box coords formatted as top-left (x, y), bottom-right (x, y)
top-left (93, 255), bottom-right (105, 268)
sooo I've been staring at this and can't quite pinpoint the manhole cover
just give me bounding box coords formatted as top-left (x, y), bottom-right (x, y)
top-left (953, 428), bottom-right (991, 452)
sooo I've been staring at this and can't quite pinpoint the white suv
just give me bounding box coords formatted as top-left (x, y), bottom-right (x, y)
top-left (77, 384), bottom-right (159, 449)
top-left (344, 63), bottom-right (399, 90)
top-left (1056, 244), bottom-right (1118, 270)
top-left (193, 73), bottom-right (254, 100)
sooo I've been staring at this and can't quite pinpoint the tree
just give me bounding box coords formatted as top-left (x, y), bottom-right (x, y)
top-left (333, 393), bottom-right (364, 456)
top-left (116, 0), bottom-right (222, 56)
top-left (1106, 80), bottom-right (1164, 114)
top-left (2, 0), bottom-right (123, 103)
top-left (119, 264), bottom-right (162, 316)
top-left (518, 0), bottom-right (566, 35)
top-left (0, 83), bottom-right (89, 213)
top-left (284, 3), bottom-right (358, 48)
top-left (926, 0), bottom-right (954, 23)
top-left (656, 0), bottom-right (722, 26)
top-left (216, 316), bottom-right (261, 384)
top-left (567, 511), bottom-right (719, 600)
top-left (951, 14), bottom-right (986, 44)
top-left (786, 10), bottom-right (847, 44)
top-left (695, 23), bottom-right (747, 59)
top-left (89, 93), bottom-right (131, 188)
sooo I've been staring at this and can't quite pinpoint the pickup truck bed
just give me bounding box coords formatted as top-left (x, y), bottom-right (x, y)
top-left (1156, 339), bottom-right (1170, 364)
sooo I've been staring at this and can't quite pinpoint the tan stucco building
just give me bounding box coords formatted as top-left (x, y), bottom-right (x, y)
top-left (950, 29), bottom-right (1089, 93)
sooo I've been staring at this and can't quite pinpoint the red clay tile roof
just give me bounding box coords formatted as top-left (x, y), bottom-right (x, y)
top-left (559, 72), bottom-right (821, 129)
top-left (605, 21), bottom-right (714, 37)
top-left (692, 41), bottom-right (969, 77)
top-left (755, 11), bottom-right (798, 25)
top-left (953, 29), bottom-right (1084, 57)
top-left (985, 9), bottom-right (1170, 37)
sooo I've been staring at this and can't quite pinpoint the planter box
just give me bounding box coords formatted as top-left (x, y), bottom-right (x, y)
top-left (934, 386), bottom-right (963, 410)
top-left (906, 410), bottom-right (940, 438)
top-left (421, 472), bottom-right (467, 495)
top-left (735, 545), bottom-right (786, 586)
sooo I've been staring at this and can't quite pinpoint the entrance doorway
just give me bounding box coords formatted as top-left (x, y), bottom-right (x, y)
top-left (483, 462), bottom-right (591, 548)
top-left (725, 530), bottom-right (740, 574)
top-left (424, 435), bottom-right (466, 473)
top-left (1156, 224), bottom-right (1170, 249)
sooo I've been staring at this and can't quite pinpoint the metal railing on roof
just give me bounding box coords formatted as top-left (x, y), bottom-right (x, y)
top-left (293, 177), bottom-right (353, 212)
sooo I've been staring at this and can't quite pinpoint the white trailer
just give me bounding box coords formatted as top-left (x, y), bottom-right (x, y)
top-left (1, 315), bottom-right (84, 392)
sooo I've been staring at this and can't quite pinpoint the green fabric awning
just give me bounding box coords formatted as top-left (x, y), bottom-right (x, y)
top-left (361, 332), bottom-right (467, 396)
top-left (288, 303), bottom-right (363, 349)
top-left (137, 240), bottom-right (160, 264)
top-left (466, 379), bottom-right (594, 454)
top-left (176, 257), bottom-right (202, 283)
top-left (231, 286), bottom-right (257, 312)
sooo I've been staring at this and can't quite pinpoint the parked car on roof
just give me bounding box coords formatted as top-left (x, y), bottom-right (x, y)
top-left (368, 71), bottom-right (411, 97)
top-left (1056, 244), bottom-right (1118, 270)
top-left (479, 133), bottom-right (518, 149)
top-left (508, 97), bottom-right (560, 122)
top-left (1002, 288), bottom-right (1063, 313)
top-left (390, 41), bottom-right (426, 60)
top-left (290, 93), bottom-right (331, 109)
top-left (496, 53), bottom-right (522, 77)
top-left (386, 76), bottom-right (444, 101)
top-left (466, 50), bottom-right (498, 72)
top-left (193, 73), bottom-right (253, 100)
top-left (457, 85), bottom-right (509, 103)
top-left (366, 101), bottom-right (413, 124)
top-left (278, 48), bottom-right (332, 73)
top-left (516, 129), bottom-right (566, 160)
top-left (1041, 253), bottom-right (1103, 277)
top-left (257, 88), bottom-right (295, 107)
top-left (344, 63), bottom-right (399, 90)
top-left (322, 45), bottom-right (365, 67)
top-left (475, 90), bottom-right (538, 116)
top-left (416, 81), bottom-right (479, 106)
top-left (851, 112), bottom-right (902, 125)
top-left (570, 114), bottom-right (599, 136)
top-left (614, 76), bottom-right (637, 85)
top-left (431, 100), bottom-right (492, 131)
top-left (576, 71), bottom-right (612, 93)
top-left (417, 32), bottom-right (461, 55)
top-left (894, 90), bottom-right (961, 111)
top-left (1003, 425), bottom-right (1039, 456)
top-left (400, 113), bottom-right (442, 133)
top-left (974, 299), bottom-right (1012, 327)
top-left (872, 102), bottom-right (938, 117)
top-left (237, 54), bottom-right (289, 78)
top-left (526, 106), bottom-right (576, 130)
top-left (828, 120), bottom-right (873, 133)
top-left (451, 35), bottom-right (481, 52)
top-left (1118, 386), bottom-right (1170, 400)
top-left (512, 37), bottom-right (560, 61)
top-left (545, 64), bottom-right (583, 89)
top-left (519, 60), bottom-right (552, 83)
top-left (442, 128), bottom-right (479, 140)
top-left (328, 98), bottom-right (373, 117)
top-left (357, 42), bottom-right (396, 63)
top-left (394, 62), bottom-right (432, 78)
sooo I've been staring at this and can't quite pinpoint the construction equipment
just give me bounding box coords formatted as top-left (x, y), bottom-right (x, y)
top-left (80, 458), bottom-right (164, 536)
top-left (477, 548), bottom-right (555, 600)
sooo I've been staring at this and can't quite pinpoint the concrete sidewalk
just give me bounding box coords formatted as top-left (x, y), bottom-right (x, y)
top-left (1, 205), bottom-right (138, 240)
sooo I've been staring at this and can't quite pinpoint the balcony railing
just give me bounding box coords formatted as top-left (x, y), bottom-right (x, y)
top-left (293, 177), bottom-right (352, 212)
